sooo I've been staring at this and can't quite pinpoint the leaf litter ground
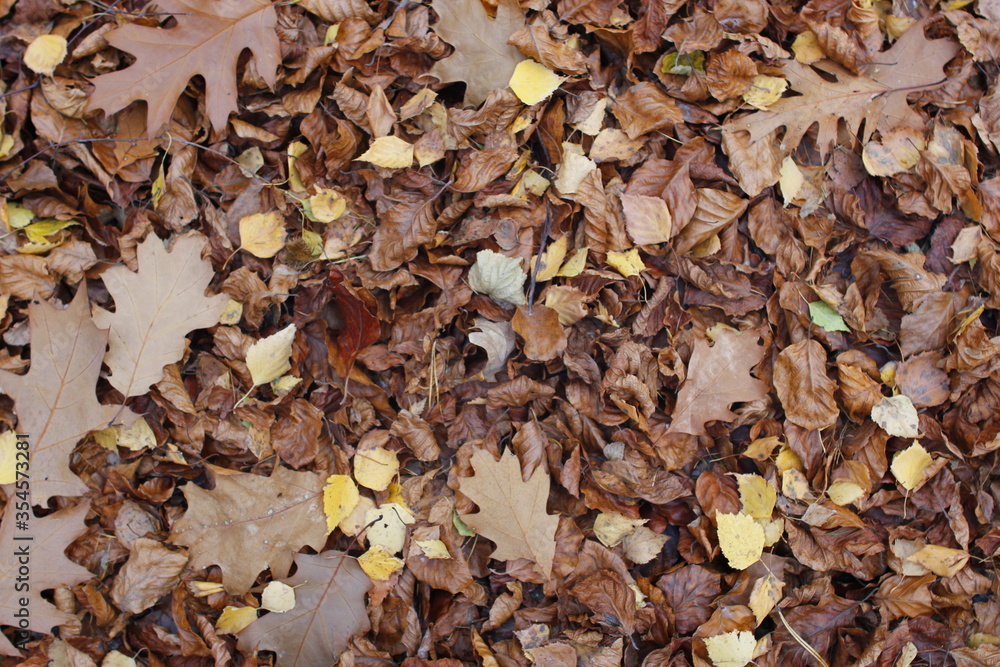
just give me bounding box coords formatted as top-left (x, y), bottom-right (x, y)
top-left (1, 0), bottom-right (1000, 665)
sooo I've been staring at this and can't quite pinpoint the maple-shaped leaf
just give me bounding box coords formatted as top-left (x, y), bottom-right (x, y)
top-left (724, 19), bottom-right (959, 158)
top-left (169, 465), bottom-right (328, 594)
top-left (237, 551), bottom-right (371, 667)
top-left (93, 234), bottom-right (228, 399)
top-left (0, 502), bottom-right (93, 656)
top-left (458, 448), bottom-right (559, 578)
top-left (0, 289), bottom-right (127, 505)
top-left (86, 0), bottom-right (280, 132)
top-left (668, 329), bottom-right (769, 436)
top-left (429, 0), bottom-right (525, 106)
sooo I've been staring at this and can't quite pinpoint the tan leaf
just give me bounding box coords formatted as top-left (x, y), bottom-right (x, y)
top-left (621, 193), bottom-right (672, 245)
top-left (458, 448), bottom-right (559, 577)
top-left (111, 538), bottom-right (188, 614)
top-left (512, 305), bottom-right (567, 362)
top-left (245, 324), bottom-right (297, 386)
top-left (773, 339), bottom-right (839, 430)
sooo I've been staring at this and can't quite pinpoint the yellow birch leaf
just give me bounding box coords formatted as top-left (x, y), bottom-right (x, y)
top-left (308, 189), bottom-right (347, 223)
top-left (531, 235), bottom-right (567, 282)
top-left (872, 394), bottom-right (920, 438)
top-left (415, 539), bottom-right (452, 559)
top-left (270, 375), bottom-right (301, 396)
top-left (365, 502), bottom-right (414, 554)
top-left (906, 544), bottom-right (969, 577)
top-left (116, 417), bottom-right (156, 451)
top-left (103, 651), bottom-right (137, 667)
top-left (340, 495), bottom-right (376, 536)
top-left (354, 446), bottom-right (399, 491)
top-left (358, 545), bottom-right (405, 580)
top-left (891, 441), bottom-right (933, 491)
top-left (749, 573), bottom-right (784, 626)
top-left (323, 474), bottom-right (360, 534)
top-left (622, 526), bottom-right (668, 564)
top-left (743, 75), bottom-right (787, 110)
top-left (736, 473), bottom-right (776, 519)
top-left (606, 248), bottom-right (645, 277)
top-left (704, 630), bottom-right (756, 667)
top-left (261, 581), bottom-right (295, 612)
top-left (24, 219), bottom-right (76, 243)
top-left (716, 511), bottom-right (764, 570)
top-left (792, 31), bottom-right (824, 63)
top-left (778, 157), bottom-right (804, 206)
top-left (553, 149), bottom-right (596, 194)
top-left (782, 468), bottom-right (812, 500)
top-left (7, 204), bottom-right (34, 228)
top-left (239, 212), bottom-right (286, 258)
top-left (509, 60), bottom-right (564, 105)
top-left (356, 136), bottom-right (413, 168)
top-left (300, 229), bottom-right (323, 257)
top-left (0, 431), bottom-right (17, 484)
top-left (245, 323), bottom-right (296, 385)
top-left (216, 606), bottom-right (258, 634)
top-left (557, 247), bottom-right (588, 277)
top-left (219, 299), bottom-right (243, 325)
top-left (594, 512), bottom-right (646, 548)
top-left (24, 34), bottom-right (67, 76)
top-left (760, 517), bottom-right (784, 547)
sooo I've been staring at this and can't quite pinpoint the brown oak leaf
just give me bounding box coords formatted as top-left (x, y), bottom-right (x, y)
top-left (86, 0), bottom-right (280, 132)
top-left (668, 329), bottom-right (769, 435)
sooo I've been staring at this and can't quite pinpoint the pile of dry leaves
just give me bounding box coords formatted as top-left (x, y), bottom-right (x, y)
top-left (1, 0), bottom-right (999, 665)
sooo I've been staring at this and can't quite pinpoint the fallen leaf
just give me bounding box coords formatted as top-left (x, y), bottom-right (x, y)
top-left (716, 511), bottom-right (765, 570)
top-left (606, 248), bottom-right (646, 277)
top-left (459, 448), bottom-right (559, 578)
top-left (94, 234), bottom-right (228, 398)
top-left (593, 512), bottom-right (646, 548)
top-left (239, 213), bottom-right (287, 258)
top-left (429, 0), bottom-right (525, 106)
top-left (509, 59), bottom-right (564, 105)
top-left (468, 249), bottom-right (528, 305)
top-left (621, 193), bottom-right (673, 245)
top-left (246, 324), bottom-right (297, 387)
top-left (261, 581), bottom-right (296, 613)
top-left (355, 136), bottom-right (414, 168)
top-left (906, 544), bottom-right (968, 577)
top-left (358, 545), bottom-right (405, 581)
top-left (704, 629), bottom-right (756, 667)
top-left (111, 537), bottom-right (188, 614)
top-left (218, 606), bottom-right (258, 634)
top-left (891, 441), bottom-right (934, 491)
top-left (364, 502), bottom-right (414, 555)
top-left (323, 475), bottom-right (360, 535)
top-left (512, 305), bottom-right (567, 361)
top-left (237, 551), bottom-right (371, 667)
top-left (872, 395), bottom-right (921, 437)
top-left (23, 35), bottom-right (67, 76)
top-left (86, 0), bottom-right (279, 132)
top-left (354, 446), bottom-right (399, 491)
top-left (736, 473), bottom-right (776, 519)
top-left (808, 300), bottom-right (850, 332)
top-left (468, 318), bottom-right (516, 380)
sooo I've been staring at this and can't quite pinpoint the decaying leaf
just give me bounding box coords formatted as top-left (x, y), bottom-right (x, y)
top-left (468, 249), bottom-right (528, 305)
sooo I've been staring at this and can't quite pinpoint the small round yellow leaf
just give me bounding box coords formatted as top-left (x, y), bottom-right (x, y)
top-left (509, 60), bottom-right (565, 106)
top-left (606, 249), bottom-right (646, 277)
top-left (716, 511), bottom-right (765, 570)
top-left (743, 75), bottom-right (787, 110)
top-left (24, 34), bottom-right (67, 76)
top-left (261, 581), bottom-right (296, 613)
top-left (415, 539), bottom-right (452, 559)
top-left (245, 323), bottom-right (296, 386)
top-left (355, 136), bottom-right (413, 168)
top-left (239, 212), bottom-right (286, 258)
top-left (891, 441), bottom-right (934, 491)
top-left (358, 545), bottom-right (405, 581)
top-left (354, 446), bottom-right (399, 491)
top-left (736, 473), bottom-right (776, 519)
top-left (308, 189), bottom-right (347, 223)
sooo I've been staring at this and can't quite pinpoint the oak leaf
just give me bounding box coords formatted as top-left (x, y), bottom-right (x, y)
top-left (458, 448), bottom-right (559, 578)
top-left (668, 329), bottom-right (769, 435)
top-left (724, 19), bottom-right (960, 158)
top-left (0, 502), bottom-right (93, 656)
top-left (86, 0), bottom-right (280, 132)
top-left (0, 288), bottom-right (127, 504)
top-left (93, 234), bottom-right (228, 398)
top-left (429, 0), bottom-right (525, 106)
top-left (237, 551), bottom-right (371, 667)
top-left (170, 465), bottom-right (328, 594)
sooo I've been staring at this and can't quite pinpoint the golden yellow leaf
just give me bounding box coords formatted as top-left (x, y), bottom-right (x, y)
top-left (906, 544), bottom-right (969, 577)
top-left (778, 156), bottom-right (804, 206)
top-left (827, 481), bottom-right (865, 506)
top-left (594, 512), bottom-right (646, 548)
top-left (736, 473), bottom-right (776, 519)
top-left (323, 474), bottom-right (360, 534)
top-left (308, 188), bottom-right (347, 223)
top-left (261, 581), bottom-right (296, 612)
top-left (415, 539), bottom-right (452, 559)
top-left (749, 573), bottom-right (783, 626)
top-left (509, 59), bottom-right (564, 105)
top-left (743, 75), bottom-right (787, 110)
top-left (190, 581), bottom-right (225, 597)
top-left (792, 31), bottom-right (824, 64)
top-left (364, 502), bottom-right (414, 554)
top-left (245, 323), bottom-right (296, 386)
top-left (116, 417), bottom-right (156, 451)
top-left (219, 299), bottom-right (243, 325)
top-left (270, 375), bottom-right (301, 396)
top-left (354, 446), bottom-right (399, 491)
top-left (358, 545), bottom-right (405, 581)
top-left (216, 606), bottom-right (258, 634)
top-left (287, 141), bottom-right (307, 192)
top-left (340, 495), bottom-right (376, 536)
top-left (239, 212), bottom-right (286, 258)
top-left (891, 441), bottom-right (934, 491)
top-left (23, 219), bottom-right (76, 244)
top-left (24, 34), bottom-right (67, 76)
top-left (356, 136), bottom-right (413, 168)
top-left (760, 517), bottom-right (784, 547)
top-left (531, 235), bottom-right (567, 282)
top-left (553, 148), bottom-right (596, 194)
top-left (606, 248), bottom-right (645, 277)
top-left (862, 129), bottom-right (923, 177)
top-left (102, 651), bottom-right (137, 667)
top-left (716, 511), bottom-right (765, 570)
top-left (0, 431), bottom-right (18, 484)
top-left (557, 247), bottom-right (588, 277)
top-left (704, 629), bottom-right (756, 667)
top-left (782, 468), bottom-right (812, 500)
